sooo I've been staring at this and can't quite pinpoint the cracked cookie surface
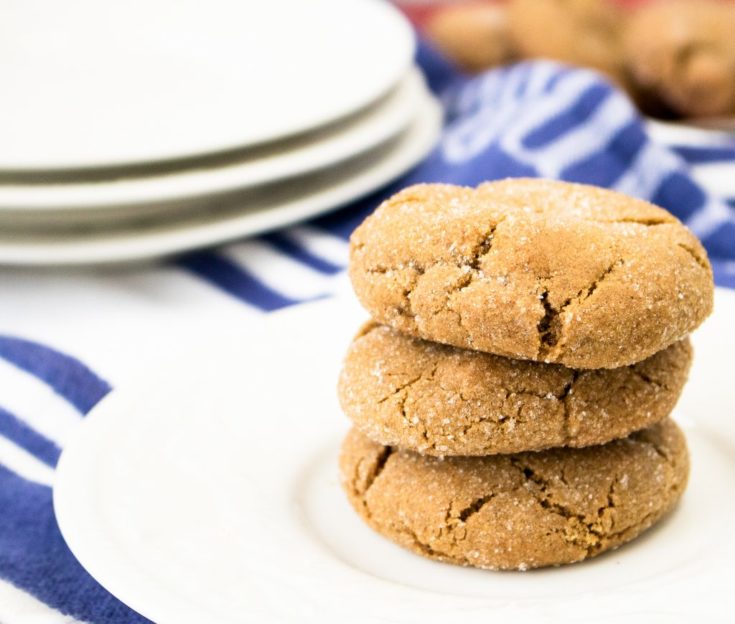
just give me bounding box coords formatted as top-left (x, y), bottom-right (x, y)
top-left (339, 323), bottom-right (692, 456)
top-left (348, 179), bottom-right (713, 369)
top-left (339, 419), bottom-right (689, 570)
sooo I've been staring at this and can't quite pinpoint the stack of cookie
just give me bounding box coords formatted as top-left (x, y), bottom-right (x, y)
top-left (338, 179), bottom-right (714, 570)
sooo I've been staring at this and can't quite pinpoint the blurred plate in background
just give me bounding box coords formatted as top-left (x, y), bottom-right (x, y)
top-left (0, 93), bottom-right (441, 265)
top-left (0, 0), bottom-right (413, 171)
top-left (0, 71), bottom-right (427, 214)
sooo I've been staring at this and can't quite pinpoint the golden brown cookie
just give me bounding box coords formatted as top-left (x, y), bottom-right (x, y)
top-left (508, 0), bottom-right (626, 83)
top-left (348, 179), bottom-right (713, 369)
top-left (340, 419), bottom-right (689, 570)
top-left (425, 3), bottom-right (515, 73)
top-left (339, 322), bottom-right (692, 456)
top-left (624, 0), bottom-right (735, 119)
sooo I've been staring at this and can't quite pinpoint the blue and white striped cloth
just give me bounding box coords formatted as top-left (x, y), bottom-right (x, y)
top-left (1, 41), bottom-right (735, 623)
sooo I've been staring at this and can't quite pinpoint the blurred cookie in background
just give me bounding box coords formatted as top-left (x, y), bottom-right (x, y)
top-left (425, 2), bottom-right (516, 72)
top-left (416, 0), bottom-right (735, 124)
top-left (508, 0), bottom-right (626, 83)
top-left (624, 0), bottom-right (735, 119)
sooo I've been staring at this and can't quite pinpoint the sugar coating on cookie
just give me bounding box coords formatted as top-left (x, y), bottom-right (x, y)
top-left (339, 322), bottom-right (692, 456)
top-left (349, 179), bottom-right (713, 369)
top-left (340, 419), bottom-right (689, 571)
top-left (624, 0), bottom-right (735, 118)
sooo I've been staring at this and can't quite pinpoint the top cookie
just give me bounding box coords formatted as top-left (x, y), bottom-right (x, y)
top-left (349, 179), bottom-right (713, 369)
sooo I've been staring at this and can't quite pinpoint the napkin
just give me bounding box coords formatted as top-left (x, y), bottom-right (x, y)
top-left (1, 40), bottom-right (735, 623)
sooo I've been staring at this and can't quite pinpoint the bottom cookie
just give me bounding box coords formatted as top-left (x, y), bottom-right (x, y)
top-left (339, 420), bottom-right (689, 570)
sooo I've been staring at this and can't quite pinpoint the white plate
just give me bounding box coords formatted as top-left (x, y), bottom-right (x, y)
top-left (54, 288), bottom-right (735, 623)
top-left (1, 0), bottom-right (413, 171)
top-left (0, 95), bottom-right (441, 266)
top-left (0, 71), bottom-right (425, 212)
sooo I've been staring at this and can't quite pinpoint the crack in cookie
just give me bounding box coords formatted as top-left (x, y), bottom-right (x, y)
top-left (349, 180), bottom-right (713, 368)
top-left (339, 323), bottom-right (692, 456)
top-left (340, 421), bottom-right (689, 570)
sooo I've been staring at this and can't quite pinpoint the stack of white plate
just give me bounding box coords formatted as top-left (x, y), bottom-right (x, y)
top-left (0, 0), bottom-right (441, 266)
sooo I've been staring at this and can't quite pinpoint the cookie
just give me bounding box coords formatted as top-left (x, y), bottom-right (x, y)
top-left (425, 3), bottom-right (515, 73)
top-left (508, 0), bottom-right (625, 83)
top-left (339, 322), bottom-right (692, 456)
top-left (624, 0), bottom-right (735, 118)
top-left (348, 179), bottom-right (713, 369)
top-left (340, 419), bottom-right (689, 570)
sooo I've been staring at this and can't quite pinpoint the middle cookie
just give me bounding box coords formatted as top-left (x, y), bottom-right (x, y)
top-left (339, 323), bottom-right (692, 456)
